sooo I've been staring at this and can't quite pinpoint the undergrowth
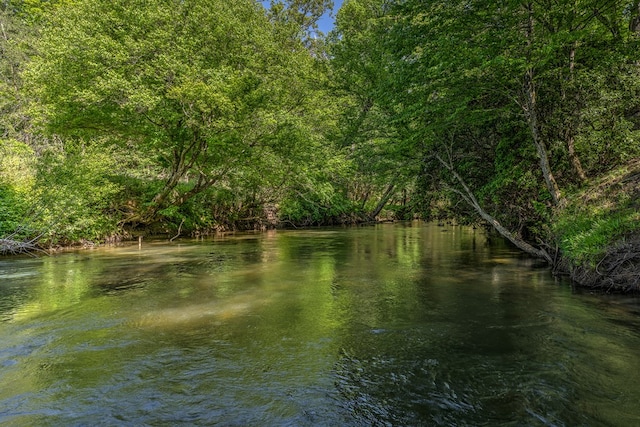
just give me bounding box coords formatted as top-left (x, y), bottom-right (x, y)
top-left (554, 160), bottom-right (640, 268)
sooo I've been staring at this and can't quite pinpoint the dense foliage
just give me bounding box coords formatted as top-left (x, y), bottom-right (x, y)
top-left (2, 0), bottom-right (358, 244)
top-left (329, 0), bottom-right (640, 263)
top-left (1, 0), bottom-right (638, 278)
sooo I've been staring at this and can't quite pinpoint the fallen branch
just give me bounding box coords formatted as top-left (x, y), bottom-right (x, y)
top-left (170, 219), bottom-right (185, 242)
top-left (0, 237), bottom-right (45, 256)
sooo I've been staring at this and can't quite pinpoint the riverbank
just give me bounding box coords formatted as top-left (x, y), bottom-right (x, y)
top-left (554, 159), bottom-right (640, 292)
top-left (0, 236), bottom-right (42, 255)
top-left (3, 157), bottom-right (639, 294)
top-left (563, 235), bottom-right (640, 292)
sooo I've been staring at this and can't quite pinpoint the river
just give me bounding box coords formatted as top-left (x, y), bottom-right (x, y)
top-left (1, 221), bottom-right (640, 426)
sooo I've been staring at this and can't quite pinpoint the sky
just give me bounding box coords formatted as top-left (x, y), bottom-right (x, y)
top-left (260, 1), bottom-right (343, 35)
top-left (316, 0), bottom-right (343, 34)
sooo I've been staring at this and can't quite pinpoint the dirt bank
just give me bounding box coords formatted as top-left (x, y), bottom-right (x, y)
top-left (559, 159), bottom-right (640, 293)
top-left (567, 235), bottom-right (640, 293)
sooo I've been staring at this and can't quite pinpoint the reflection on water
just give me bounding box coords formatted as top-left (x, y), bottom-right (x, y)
top-left (1, 222), bottom-right (640, 425)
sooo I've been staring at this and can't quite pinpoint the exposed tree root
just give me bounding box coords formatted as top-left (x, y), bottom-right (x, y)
top-left (569, 235), bottom-right (640, 293)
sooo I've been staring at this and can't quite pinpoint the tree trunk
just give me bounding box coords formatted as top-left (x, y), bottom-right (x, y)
top-left (141, 135), bottom-right (208, 223)
top-left (368, 182), bottom-right (395, 220)
top-left (435, 153), bottom-right (552, 263)
top-left (631, 0), bottom-right (640, 35)
top-left (523, 4), bottom-right (563, 205)
top-left (523, 71), bottom-right (563, 205)
top-left (566, 132), bottom-right (587, 181)
top-left (566, 42), bottom-right (587, 182)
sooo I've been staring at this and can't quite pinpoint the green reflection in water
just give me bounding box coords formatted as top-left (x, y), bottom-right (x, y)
top-left (1, 222), bottom-right (640, 426)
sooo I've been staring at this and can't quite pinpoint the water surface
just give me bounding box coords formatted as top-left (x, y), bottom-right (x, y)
top-left (1, 222), bottom-right (640, 425)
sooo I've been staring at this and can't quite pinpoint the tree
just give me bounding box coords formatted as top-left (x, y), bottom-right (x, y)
top-left (0, 8), bottom-right (31, 142)
top-left (25, 0), bottom-right (322, 226)
top-left (359, 0), bottom-right (640, 260)
top-left (267, 0), bottom-right (334, 35)
top-left (329, 0), bottom-right (418, 220)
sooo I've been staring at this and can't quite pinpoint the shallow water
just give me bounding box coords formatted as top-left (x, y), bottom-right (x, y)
top-left (1, 222), bottom-right (640, 426)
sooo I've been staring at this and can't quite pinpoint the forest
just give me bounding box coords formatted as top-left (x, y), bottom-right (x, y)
top-left (1, 0), bottom-right (639, 289)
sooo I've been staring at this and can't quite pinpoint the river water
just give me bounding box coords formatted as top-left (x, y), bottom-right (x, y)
top-left (1, 222), bottom-right (640, 426)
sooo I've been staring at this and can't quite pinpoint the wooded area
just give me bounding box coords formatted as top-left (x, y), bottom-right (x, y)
top-left (1, 0), bottom-right (639, 287)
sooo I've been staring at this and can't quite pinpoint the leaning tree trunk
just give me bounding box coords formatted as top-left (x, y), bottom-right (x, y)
top-left (368, 182), bottom-right (396, 220)
top-left (131, 135), bottom-right (212, 225)
top-left (435, 153), bottom-right (553, 263)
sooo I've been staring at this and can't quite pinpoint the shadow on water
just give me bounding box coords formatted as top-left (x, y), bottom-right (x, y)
top-left (1, 222), bottom-right (640, 425)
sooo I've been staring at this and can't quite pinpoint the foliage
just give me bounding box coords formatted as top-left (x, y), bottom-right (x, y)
top-left (329, 0), bottom-right (417, 218)
top-left (0, 139), bottom-right (35, 237)
top-left (572, 65), bottom-right (640, 174)
top-left (1, 0), bottom-right (72, 23)
top-left (279, 140), bottom-right (364, 225)
top-left (0, 183), bottom-right (25, 235)
top-left (0, 9), bottom-right (33, 142)
top-left (30, 142), bottom-right (123, 244)
top-left (25, 0), bottom-right (324, 224)
top-left (348, 0), bottom-right (639, 249)
top-left (279, 182), bottom-right (360, 225)
top-left (0, 138), bottom-right (120, 247)
top-left (267, 0), bottom-right (334, 40)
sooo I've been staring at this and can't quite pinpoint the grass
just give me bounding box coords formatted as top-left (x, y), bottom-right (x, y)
top-left (554, 159), bottom-right (640, 267)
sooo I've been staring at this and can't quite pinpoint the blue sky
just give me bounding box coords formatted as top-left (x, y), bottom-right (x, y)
top-left (261, 1), bottom-right (343, 34)
top-left (316, 0), bottom-right (343, 34)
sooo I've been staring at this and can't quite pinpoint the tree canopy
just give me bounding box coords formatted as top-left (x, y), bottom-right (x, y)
top-left (26, 0), bottom-right (328, 224)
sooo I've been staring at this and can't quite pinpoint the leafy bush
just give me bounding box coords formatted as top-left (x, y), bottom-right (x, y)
top-left (31, 142), bottom-right (123, 245)
top-left (0, 183), bottom-right (28, 237)
top-left (0, 139), bottom-right (36, 238)
top-left (280, 182), bottom-right (360, 226)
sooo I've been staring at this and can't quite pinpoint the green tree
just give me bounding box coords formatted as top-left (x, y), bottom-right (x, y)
top-left (329, 0), bottom-right (417, 220)
top-left (25, 0), bottom-right (322, 226)
top-left (267, 0), bottom-right (334, 36)
top-left (0, 8), bottom-right (32, 142)
top-left (361, 0), bottom-right (640, 260)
